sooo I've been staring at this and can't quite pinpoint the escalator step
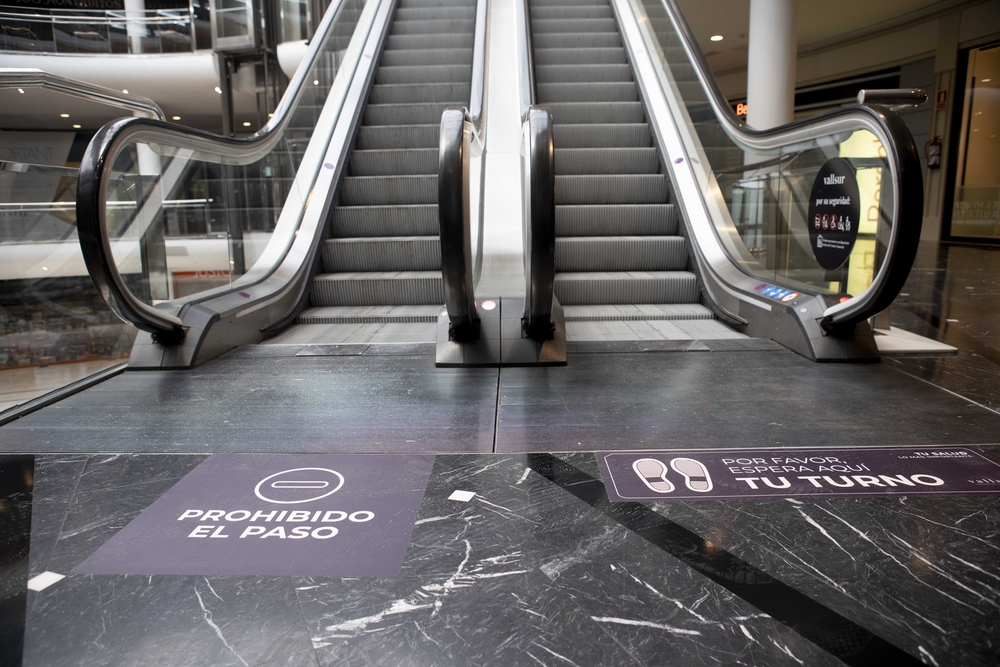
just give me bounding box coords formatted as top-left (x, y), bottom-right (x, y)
top-left (532, 32), bottom-right (621, 49)
top-left (350, 149), bottom-right (438, 176)
top-left (555, 147), bottom-right (659, 175)
top-left (537, 82), bottom-right (637, 102)
top-left (390, 19), bottom-right (475, 35)
top-left (555, 204), bottom-right (677, 236)
top-left (298, 305), bottom-right (442, 324)
top-left (324, 236), bottom-right (441, 272)
top-left (531, 5), bottom-right (613, 19)
top-left (556, 174), bottom-right (668, 204)
top-left (364, 103), bottom-right (462, 125)
top-left (376, 65), bottom-right (472, 85)
top-left (311, 272), bottom-right (445, 306)
top-left (534, 47), bottom-right (627, 65)
top-left (531, 0), bottom-right (611, 6)
top-left (379, 47), bottom-right (474, 66)
top-left (555, 236), bottom-right (686, 271)
top-left (554, 271), bottom-right (699, 305)
top-left (547, 101), bottom-right (644, 124)
top-left (342, 175), bottom-right (437, 206)
top-left (562, 304), bottom-right (714, 322)
top-left (356, 124), bottom-right (439, 150)
top-left (369, 83), bottom-right (471, 104)
top-left (399, 0), bottom-right (474, 8)
top-left (536, 64), bottom-right (632, 83)
top-left (395, 6), bottom-right (475, 20)
top-left (385, 33), bottom-right (474, 50)
top-left (333, 205), bottom-right (439, 238)
top-left (531, 18), bottom-right (617, 33)
top-left (553, 123), bottom-right (651, 148)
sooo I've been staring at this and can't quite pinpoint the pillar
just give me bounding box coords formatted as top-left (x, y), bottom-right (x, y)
top-left (746, 0), bottom-right (798, 129)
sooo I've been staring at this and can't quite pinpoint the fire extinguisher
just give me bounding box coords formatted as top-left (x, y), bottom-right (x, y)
top-left (926, 137), bottom-right (942, 169)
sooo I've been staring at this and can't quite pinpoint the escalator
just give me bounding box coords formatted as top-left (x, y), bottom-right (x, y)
top-left (528, 0), bottom-right (733, 341)
top-left (273, 0), bottom-right (477, 345)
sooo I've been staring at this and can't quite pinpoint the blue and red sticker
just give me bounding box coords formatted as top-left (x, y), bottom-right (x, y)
top-left (755, 284), bottom-right (799, 303)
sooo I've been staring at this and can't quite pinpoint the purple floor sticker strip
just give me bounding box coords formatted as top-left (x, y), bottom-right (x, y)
top-left (74, 454), bottom-right (435, 577)
top-left (597, 447), bottom-right (1000, 502)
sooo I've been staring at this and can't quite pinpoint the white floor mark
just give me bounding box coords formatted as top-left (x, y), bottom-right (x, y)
top-left (323, 599), bottom-right (434, 636)
top-left (525, 652), bottom-right (548, 667)
top-left (27, 571), bottom-right (65, 592)
top-left (194, 586), bottom-right (248, 667)
top-left (532, 642), bottom-right (581, 666)
top-left (590, 616), bottom-right (701, 636)
top-left (948, 553), bottom-right (1000, 584)
top-left (795, 508), bottom-right (856, 562)
top-left (893, 368), bottom-right (1000, 416)
top-left (414, 621), bottom-right (442, 647)
top-left (918, 646), bottom-right (940, 667)
top-left (517, 468), bottom-right (532, 484)
top-left (448, 490), bottom-right (477, 502)
top-left (476, 497), bottom-right (513, 512)
top-left (203, 577), bottom-right (223, 602)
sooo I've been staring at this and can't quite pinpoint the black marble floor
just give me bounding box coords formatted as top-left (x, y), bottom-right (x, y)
top-left (6, 450), bottom-right (1000, 666)
top-left (0, 241), bottom-right (999, 666)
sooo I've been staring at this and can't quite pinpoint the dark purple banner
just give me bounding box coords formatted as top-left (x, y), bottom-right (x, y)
top-left (597, 447), bottom-right (1000, 502)
top-left (74, 454), bottom-right (434, 577)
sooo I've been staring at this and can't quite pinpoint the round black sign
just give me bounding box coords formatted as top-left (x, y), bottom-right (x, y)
top-left (807, 157), bottom-right (861, 271)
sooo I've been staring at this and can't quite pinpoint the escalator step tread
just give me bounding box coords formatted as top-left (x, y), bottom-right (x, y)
top-left (323, 236), bottom-right (441, 272)
top-left (531, 5), bottom-right (613, 19)
top-left (555, 147), bottom-right (659, 175)
top-left (536, 64), bottom-right (633, 83)
top-left (562, 303), bottom-right (715, 322)
top-left (532, 32), bottom-right (622, 49)
top-left (555, 236), bottom-right (686, 271)
top-left (535, 47), bottom-right (628, 65)
top-left (364, 103), bottom-right (464, 126)
top-left (311, 272), bottom-right (445, 307)
top-left (398, 0), bottom-right (476, 8)
top-left (395, 6), bottom-right (476, 20)
top-left (342, 174), bottom-right (437, 206)
top-left (556, 174), bottom-right (668, 204)
top-left (379, 48), bottom-right (474, 66)
top-left (390, 19), bottom-right (475, 35)
top-left (537, 82), bottom-right (637, 102)
top-left (385, 33), bottom-right (474, 49)
top-left (555, 204), bottom-right (677, 236)
top-left (553, 123), bottom-right (651, 147)
top-left (350, 149), bottom-right (438, 176)
top-left (531, 18), bottom-right (618, 33)
top-left (376, 65), bottom-right (473, 85)
top-left (369, 83), bottom-right (471, 104)
top-left (298, 305), bottom-right (441, 324)
top-left (547, 101), bottom-right (644, 124)
top-left (332, 205), bottom-right (439, 238)
top-left (356, 124), bottom-right (440, 149)
top-left (554, 271), bottom-right (699, 305)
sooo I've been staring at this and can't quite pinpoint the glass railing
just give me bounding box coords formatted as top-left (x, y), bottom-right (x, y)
top-left (624, 0), bottom-right (923, 334)
top-left (0, 7), bottom-right (208, 54)
top-left (0, 161), bottom-right (136, 412)
top-left (76, 0), bottom-right (370, 342)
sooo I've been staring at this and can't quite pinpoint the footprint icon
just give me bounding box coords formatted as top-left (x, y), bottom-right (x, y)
top-left (632, 458), bottom-right (675, 494)
top-left (670, 457), bottom-right (713, 492)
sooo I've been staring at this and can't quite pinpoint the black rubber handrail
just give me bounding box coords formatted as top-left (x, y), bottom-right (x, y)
top-left (75, 0), bottom-right (356, 343)
top-left (653, 0), bottom-right (925, 332)
top-left (517, 0), bottom-right (555, 340)
top-left (522, 107), bottom-right (555, 340)
top-left (438, 0), bottom-right (488, 341)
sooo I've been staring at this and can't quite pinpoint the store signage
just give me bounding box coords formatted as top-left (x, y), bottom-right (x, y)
top-left (74, 454), bottom-right (434, 577)
top-left (807, 157), bottom-right (861, 271)
top-left (597, 447), bottom-right (1000, 502)
top-left (735, 103), bottom-right (748, 117)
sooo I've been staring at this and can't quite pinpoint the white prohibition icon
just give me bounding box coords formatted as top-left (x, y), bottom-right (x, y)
top-left (254, 468), bottom-right (345, 504)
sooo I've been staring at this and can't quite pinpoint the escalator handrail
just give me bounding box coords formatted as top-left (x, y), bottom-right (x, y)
top-left (645, 0), bottom-right (924, 330)
top-left (0, 68), bottom-right (165, 121)
top-left (75, 0), bottom-right (356, 340)
top-left (516, 0), bottom-right (555, 339)
top-left (438, 0), bottom-right (489, 340)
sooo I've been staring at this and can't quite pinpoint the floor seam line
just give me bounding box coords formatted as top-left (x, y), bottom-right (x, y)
top-left (891, 366), bottom-right (1000, 416)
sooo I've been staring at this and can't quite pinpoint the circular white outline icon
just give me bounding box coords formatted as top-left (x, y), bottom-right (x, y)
top-left (254, 468), bottom-right (345, 504)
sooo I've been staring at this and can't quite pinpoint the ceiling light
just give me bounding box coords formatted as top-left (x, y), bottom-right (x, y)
top-left (710, 35), bottom-right (723, 41)
top-left (314, 79), bottom-right (319, 85)
top-left (215, 86), bottom-right (222, 94)
top-left (983, 78), bottom-right (992, 82)
top-left (17, 88), bottom-right (24, 94)
top-left (122, 89), bottom-right (128, 94)
top-left (72, 124), bottom-right (81, 129)
top-left (172, 115), bottom-right (181, 120)
top-left (41, 266), bottom-right (48, 271)
top-left (243, 121), bottom-right (251, 127)
top-left (60, 113), bottom-right (70, 118)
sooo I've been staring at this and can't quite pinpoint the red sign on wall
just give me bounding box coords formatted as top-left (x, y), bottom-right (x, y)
top-left (936, 89), bottom-right (948, 110)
